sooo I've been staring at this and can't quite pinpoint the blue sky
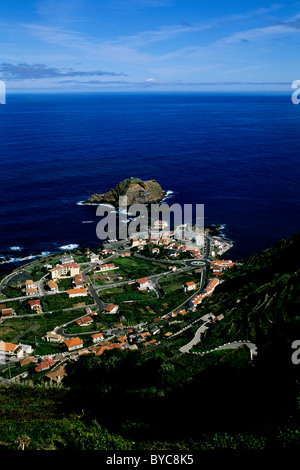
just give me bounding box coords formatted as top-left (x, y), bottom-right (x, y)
top-left (1, 0), bottom-right (299, 91)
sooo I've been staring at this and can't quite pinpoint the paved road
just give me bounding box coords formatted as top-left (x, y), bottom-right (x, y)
top-left (81, 265), bottom-right (106, 311)
top-left (179, 314), bottom-right (212, 353)
top-left (191, 341), bottom-right (258, 360)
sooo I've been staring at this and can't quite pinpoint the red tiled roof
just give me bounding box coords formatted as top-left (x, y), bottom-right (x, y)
top-left (136, 278), bottom-right (149, 284)
top-left (76, 315), bottom-right (93, 326)
top-left (64, 337), bottom-right (82, 348)
top-left (35, 358), bottom-right (55, 372)
top-left (28, 299), bottom-right (41, 307)
top-left (103, 304), bottom-right (118, 312)
top-left (66, 288), bottom-right (87, 295)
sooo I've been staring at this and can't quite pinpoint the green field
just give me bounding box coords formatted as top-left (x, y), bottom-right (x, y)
top-left (113, 256), bottom-right (170, 277)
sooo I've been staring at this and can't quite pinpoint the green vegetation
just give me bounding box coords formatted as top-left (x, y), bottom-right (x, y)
top-left (0, 234), bottom-right (300, 450)
top-left (0, 385), bottom-right (132, 450)
top-left (40, 293), bottom-right (94, 312)
top-left (0, 309), bottom-right (85, 346)
top-left (101, 284), bottom-right (157, 303)
top-left (113, 255), bottom-right (169, 278)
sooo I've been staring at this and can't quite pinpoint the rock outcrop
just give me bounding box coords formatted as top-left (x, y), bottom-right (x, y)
top-left (84, 177), bottom-right (165, 206)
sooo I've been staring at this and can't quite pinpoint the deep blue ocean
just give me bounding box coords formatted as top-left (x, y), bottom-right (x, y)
top-left (0, 91), bottom-right (299, 274)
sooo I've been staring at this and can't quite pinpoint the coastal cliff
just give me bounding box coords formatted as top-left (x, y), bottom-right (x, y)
top-left (83, 177), bottom-right (165, 206)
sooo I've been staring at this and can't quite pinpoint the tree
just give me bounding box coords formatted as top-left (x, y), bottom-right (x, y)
top-left (15, 434), bottom-right (31, 450)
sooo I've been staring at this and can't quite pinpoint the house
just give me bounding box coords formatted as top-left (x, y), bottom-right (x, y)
top-left (95, 343), bottom-right (122, 356)
top-left (148, 237), bottom-right (159, 245)
top-left (97, 263), bottom-right (118, 272)
top-left (183, 281), bottom-right (197, 292)
top-left (44, 365), bottom-right (67, 384)
top-left (91, 332), bottom-right (104, 343)
top-left (100, 249), bottom-right (115, 255)
top-left (73, 274), bottom-right (84, 287)
top-left (144, 339), bottom-right (156, 347)
top-left (177, 309), bottom-right (187, 315)
top-left (188, 294), bottom-right (205, 308)
top-left (50, 263), bottom-right (80, 280)
top-left (1, 308), bottom-right (15, 317)
top-left (210, 260), bottom-right (235, 271)
top-left (47, 280), bottom-right (58, 292)
top-left (28, 299), bottom-right (42, 313)
top-left (60, 254), bottom-right (75, 265)
top-left (168, 266), bottom-right (177, 272)
top-left (20, 356), bottom-right (36, 367)
top-left (116, 335), bottom-right (127, 345)
top-left (204, 278), bottom-right (219, 294)
top-left (64, 337), bottom-right (83, 352)
top-left (35, 358), bottom-right (55, 373)
top-left (90, 253), bottom-right (100, 263)
top-left (102, 304), bottom-right (119, 314)
top-left (136, 278), bottom-right (150, 290)
top-left (66, 288), bottom-right (88, 298)
top-left (0, 341), bottom-right (24, 361)
top-left (76, 315), bottom-right (93, 327)
top-left (131, 238), bottom-right (147, 248)
top-left (152, 247), bottom-right (160, 254)
top-left (21, 344), bottom-right (33, 356)
top-left (45, 331), bottom-right (64, 343)
top-left (25, 280), bottom-right (38, 296)
top-left (26, 287), bottom-right (38, 296)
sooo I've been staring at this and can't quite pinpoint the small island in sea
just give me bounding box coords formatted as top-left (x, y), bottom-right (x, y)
top-left (83, 177), bottom-right (165, 206)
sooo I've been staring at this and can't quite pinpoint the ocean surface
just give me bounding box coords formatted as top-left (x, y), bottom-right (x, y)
top-left (0, 91), bottom-right (299, 274)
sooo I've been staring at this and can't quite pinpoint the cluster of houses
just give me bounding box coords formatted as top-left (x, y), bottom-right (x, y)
top-left (183, 259), bottom-right (235, 309)
top-left (210, 259), bottom-right (235, 276)
top-left (48, 261), bottom-right (88, 298)
top-left (188, 277), bottom-right (220, 309)
top-left (131, 236), bottom-right (201, 259)
top-left (0, 242), bottom-right (237, 384)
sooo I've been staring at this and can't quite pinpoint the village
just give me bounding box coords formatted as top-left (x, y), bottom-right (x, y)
top-left (0, 226), bottom-right (235, 385)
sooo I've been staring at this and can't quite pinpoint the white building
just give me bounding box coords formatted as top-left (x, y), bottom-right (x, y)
top-left (50, 263), bottom-right (80, 280)
top-left (0, 341), bottom-right (25, 362)
top-left (66, 288), bottom-right (88, 298)
top-left (64, 337), bottom-right (83, 352)
top-left (136, 278), bottom-right (151, 290)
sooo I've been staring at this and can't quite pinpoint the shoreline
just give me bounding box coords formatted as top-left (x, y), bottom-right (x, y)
top-left (77, 188), bottom-right (175, 207)
top-left (0, 223), bottom-right (231, 272)
top-left (0, 189), bottom-right (231, 271)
